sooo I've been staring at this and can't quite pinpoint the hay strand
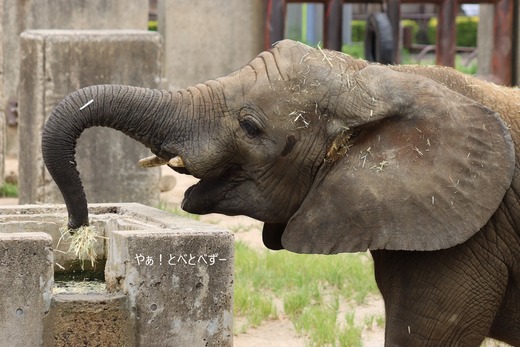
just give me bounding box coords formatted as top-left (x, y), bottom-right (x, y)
top-left (58, 225), bottom-right (104, 269)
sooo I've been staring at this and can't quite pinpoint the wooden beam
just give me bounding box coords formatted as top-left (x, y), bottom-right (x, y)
top-left (491, 0), bottom-right (514, 85)
top-left (387, 0), bottom-right (401, 63)
top-left (265, 0), bottom-right (286, 50)
top-left (436, 0), bottom-right (457, 66)
top-left (324, 0), bottom-right (343, 50)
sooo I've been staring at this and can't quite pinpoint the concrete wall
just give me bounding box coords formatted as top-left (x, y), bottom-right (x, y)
top-left (0, 2), bottom-right (3, 183)
top-left (3, 0), bottom-right (148, 111)
top-left (0, 232), bottom-right (53, 347)
top-left (1, 0), bottom-right (149, 177)
top-left (0, 203), bottom-right (234, 347)
top-left (158, 0), bottom-right (265, 89)
top-left (18, 30), bottom-right (162, 205)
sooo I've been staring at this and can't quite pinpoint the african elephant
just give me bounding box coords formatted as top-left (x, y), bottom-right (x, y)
top-left (42, 39), bottom-right (519, 346)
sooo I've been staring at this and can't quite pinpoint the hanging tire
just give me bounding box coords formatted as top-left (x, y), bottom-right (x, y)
top-left (364, 12), bottom-right (394, 64)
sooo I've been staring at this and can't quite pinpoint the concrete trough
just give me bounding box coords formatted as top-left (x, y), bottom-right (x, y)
top-left (0, 203), bottom-right (234, 347)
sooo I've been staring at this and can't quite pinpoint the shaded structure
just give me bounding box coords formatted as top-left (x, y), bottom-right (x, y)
top-left (0, 203), bottom-right (234, 347)
top-left (266, 0), bottom-right (516, 85)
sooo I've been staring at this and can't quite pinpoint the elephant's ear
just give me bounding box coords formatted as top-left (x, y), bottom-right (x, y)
top-left (281, 65), bottom-right (515, 253)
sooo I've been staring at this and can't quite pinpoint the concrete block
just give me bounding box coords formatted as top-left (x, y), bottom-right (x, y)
top-left (2, 0), bottom-right (148, 159)
top-left (158, 0), bottom-right (265, 89)
top-left (43, 293), bottom-right (135, 347)
top-left (0, 232), bottom-right (54, 347)
top-left (18, 30), bottom-right (163, 205)
top-left (0, 203), bottom-right (234, 346)
top-left (477, 5), bottom-right (494, 77)
top-left (2, 0), bottom-right (149, 116)
top-left (107, 229), bottom-right (234, 346)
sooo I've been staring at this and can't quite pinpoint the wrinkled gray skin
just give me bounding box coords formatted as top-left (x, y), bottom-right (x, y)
top-left (42, 40), bottom-right (520, 345)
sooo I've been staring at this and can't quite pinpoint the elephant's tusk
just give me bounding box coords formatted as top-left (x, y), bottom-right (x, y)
top-left (137, 155), bottom-right (169, 168)
top-left (168, 156), bottom-right (185, 168)
top-left (138, 155), bottom-right (185, 168)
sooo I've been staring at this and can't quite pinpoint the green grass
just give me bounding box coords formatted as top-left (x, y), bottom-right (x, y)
top-left (154, 203), bottom-right (380, 344)
top-left (234, 241), bottom-right (379, 345)
top-left (156, 200), bottom-right (200, 220)
top-left (0, 183), bottom-right (18, 197)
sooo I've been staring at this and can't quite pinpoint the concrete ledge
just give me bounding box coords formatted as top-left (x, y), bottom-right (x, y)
top-left (0, 232), bottom-right (53, 346)
top-left (108, 229), bottom-right (234, 346)
top-left (0, 203), bottom-right (234, 347)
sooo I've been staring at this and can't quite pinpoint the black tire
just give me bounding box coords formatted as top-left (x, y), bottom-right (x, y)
top-left (364, 12), bottom-right (394, 64)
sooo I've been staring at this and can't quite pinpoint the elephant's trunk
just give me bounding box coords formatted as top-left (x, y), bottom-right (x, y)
top-left (42, 84), bottom-right (186, 229)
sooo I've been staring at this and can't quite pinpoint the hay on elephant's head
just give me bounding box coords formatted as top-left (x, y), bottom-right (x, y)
top-left (58, 225), bottom-right (104, 269)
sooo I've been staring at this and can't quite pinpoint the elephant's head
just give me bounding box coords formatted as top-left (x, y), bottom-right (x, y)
top-left (42, 40), bottom-right (515, 254)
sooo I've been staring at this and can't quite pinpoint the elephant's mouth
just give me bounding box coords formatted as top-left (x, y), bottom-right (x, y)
top-left (138, 154), bottom-right (242, 215)
top-left (180, 163), bottom-right (245, 215)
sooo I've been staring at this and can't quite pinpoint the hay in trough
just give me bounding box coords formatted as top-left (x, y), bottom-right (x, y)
top-left (58, 225), bottom-right (104, 270)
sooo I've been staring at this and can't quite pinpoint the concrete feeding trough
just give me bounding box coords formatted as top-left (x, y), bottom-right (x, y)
top-left (0, 203), bottom-right (234, 347)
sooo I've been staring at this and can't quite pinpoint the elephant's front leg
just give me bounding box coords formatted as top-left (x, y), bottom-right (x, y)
top-left (371, 246), bottom-right (508, 346)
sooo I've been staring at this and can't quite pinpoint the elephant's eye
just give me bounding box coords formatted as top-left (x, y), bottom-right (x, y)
top-left (240, 118), bottom-right (262, 138)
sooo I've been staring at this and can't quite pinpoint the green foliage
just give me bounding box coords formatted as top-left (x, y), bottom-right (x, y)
top-left (427, 16), bottom-right (478, 47)
top-left (293, 299), bottom-right (339, 346)
top-left (234, 281), bottom-right (277, 329)
top-left (353, 16), bottom-right (477, 47)
top-left (352, 19), bottom-right (418, 44)
top-left (148, 20), bottom-right (158, 31)
top-left (337, 312), bottom-right (364, 347)
top-left (234, 241), bottom-right (379, 344)
top-left (156, 201), bottom-right (200, 220)
top-left (341, 42), bottom-right (364, 59)
top-left (351, 20), bottom-right (366, 42)
top-left (401, 19), bottom-right (420, 40)
top-left (455, 55), bottom-right (478, 75)
top-left (0, 183), bottom-right (18, 197)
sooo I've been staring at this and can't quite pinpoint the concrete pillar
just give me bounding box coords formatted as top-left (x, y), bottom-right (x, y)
top-left (158, 0), bottom-right (265, 89)
top-left (0, 232), bottom-right (54, 347)
top-left (478, 5), bottom-right (495, 77)
top-left (107, 227), bottom-right (234, 346)
top-left (18, 30), bottom-right (163, 205)
top-left (1, 0), bottom-right (149, 173)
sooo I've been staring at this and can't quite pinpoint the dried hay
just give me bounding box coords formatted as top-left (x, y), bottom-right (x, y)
top-left (58, 225), bottom-right (105, 269)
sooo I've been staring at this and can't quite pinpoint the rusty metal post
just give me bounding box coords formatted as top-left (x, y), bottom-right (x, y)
top-left (491, 0), bottom-right (514, 85)
top-left (324, 0), bottom-right (343, 50)
top-left (386, 0), bottom-right (401, 63)
top-left (265, 0), bottom-right (286, 49)
top-left (436, 0), bottom-right (457, 67)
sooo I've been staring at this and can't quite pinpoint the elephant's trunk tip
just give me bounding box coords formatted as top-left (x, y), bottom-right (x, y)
top-left (65, 202), bottom-right (89, 231)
